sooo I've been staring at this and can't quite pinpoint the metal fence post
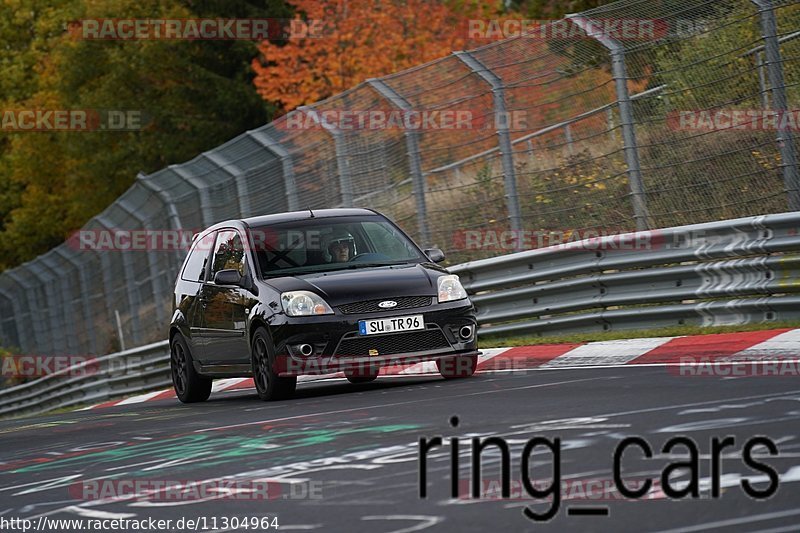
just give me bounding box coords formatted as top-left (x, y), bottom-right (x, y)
top-left (54, 247), bottom-right (98, 354)
top-left (568, 14), bottom-right (650, 230)
top-left (756, 51), bottom-right (770, 109)
top-left (454, 51), bottom-right (522, 235)
top-left (751, 0), bottom-right (800, 210)
top-left (38, 253), bottom-right (79, 354)
top-left (204, 152), bottom-right (252, 218)
top-left (23, 263), bottom-right (60, 354)
top-left (95, 247), bottom-right (118, 352)
top-left (298, 106), bottom-right (353, 207)
top-left (96, 215), bottom-right (143, 346)
top-left (0, 286), bottom-right (24, 352)
top-left (117, 196), bottom-right (167, 327)
top-left (366, 78), bottom-right (431, 245)
top-left (5, 270), bottom-right (43, 354)
top-left (526, 140), bottom-right (536, 167)
top-left (246, 129), bottom-right (299, 211)
top-left (564, 124), bottom-right (575, 155)
top-left (138, 173), bottom-right (187, 270)
top-left (607, 107), bottom-right (617, 143)
top-left (171, 165), bottom-right (214, 227)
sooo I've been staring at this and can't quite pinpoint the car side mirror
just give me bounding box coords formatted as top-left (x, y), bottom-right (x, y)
top-left (424, 248), bottom-right (445, 263)
top-left (214, 269), bottom-right (243, 286)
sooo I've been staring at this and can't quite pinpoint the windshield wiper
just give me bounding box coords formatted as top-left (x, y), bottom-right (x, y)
top-left (343, 262), bottom-right (406, 269)
top-left (261, 260), bottom-right (414, 278)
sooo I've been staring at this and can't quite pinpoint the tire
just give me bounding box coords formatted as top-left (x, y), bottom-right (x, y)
top-left (171, 334), bottom-right (212, 403)
top-left (436, 354), bottom-right (478, 379)
top-left (251, 327), bottom-right (297, 401)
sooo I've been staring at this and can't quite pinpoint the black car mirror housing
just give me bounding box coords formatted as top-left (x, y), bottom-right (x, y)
top-left (214, 269), bottom-right (243, 286)
top-left (424, 248), bottom-right (446, 263)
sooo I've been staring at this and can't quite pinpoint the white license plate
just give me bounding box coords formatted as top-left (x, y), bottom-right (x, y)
top-left (358, 315), bottom-right (424, 336)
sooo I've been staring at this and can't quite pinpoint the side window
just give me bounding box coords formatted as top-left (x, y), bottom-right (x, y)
top-left (181, 234), bottom-right (213, 282)
top-left (211, 230), bottom-right (246, 278)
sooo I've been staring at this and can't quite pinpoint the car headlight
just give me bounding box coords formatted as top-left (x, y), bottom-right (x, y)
top-left (437, 275), bottom-right (468, 303)
top-left (280, 291), bottom-right (334, 316)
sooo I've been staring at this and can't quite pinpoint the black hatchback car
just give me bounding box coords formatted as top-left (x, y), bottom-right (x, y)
top-left (169, 208), bottom-right (479, 402)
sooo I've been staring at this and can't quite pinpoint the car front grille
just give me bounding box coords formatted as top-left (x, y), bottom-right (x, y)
top-left (335, 329), bottom-right (451, 357)
top-left (338, 296), bottom-right (433, 314)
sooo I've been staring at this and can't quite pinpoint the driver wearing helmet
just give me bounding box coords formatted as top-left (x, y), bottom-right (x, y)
top-left (326, 229), bottom-right (356, 262)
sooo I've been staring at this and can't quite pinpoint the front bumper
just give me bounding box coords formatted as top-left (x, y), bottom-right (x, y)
top-left (269, 301), bottom-right (478, 376)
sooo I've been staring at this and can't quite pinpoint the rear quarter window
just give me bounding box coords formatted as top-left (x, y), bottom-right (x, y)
top-left (181, 235), bottom-right (213, 282)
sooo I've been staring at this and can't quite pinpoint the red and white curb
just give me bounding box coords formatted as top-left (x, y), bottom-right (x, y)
top-left (80, 328), bottom-right (800, 411)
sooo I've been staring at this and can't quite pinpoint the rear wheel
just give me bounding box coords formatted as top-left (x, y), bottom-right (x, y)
top-left (170, 334), bottom-right (212, 403)
top-left (252, 327), bottom-right (297, 401)
top-left (436, 354), bottom-right (478, 379)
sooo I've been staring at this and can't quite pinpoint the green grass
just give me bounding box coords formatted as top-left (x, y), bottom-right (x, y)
top-left (479, 321), bottom-right (800, 348)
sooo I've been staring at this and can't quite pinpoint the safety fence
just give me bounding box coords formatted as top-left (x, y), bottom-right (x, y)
top-left (0, 341), bottom-right (170, 419)
top-left (0, 0), bottom-right (799, 356)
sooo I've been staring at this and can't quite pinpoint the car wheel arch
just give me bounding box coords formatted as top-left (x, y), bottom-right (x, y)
top-left (249, 318), bottom-right (271, 351)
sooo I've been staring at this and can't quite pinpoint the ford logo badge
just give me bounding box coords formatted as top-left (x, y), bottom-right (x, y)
top-left (378, 300), bottom-right (398, 308)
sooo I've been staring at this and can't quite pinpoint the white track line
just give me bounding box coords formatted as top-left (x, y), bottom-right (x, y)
top-left (211, 377), bottom-right (249, 392)
top-left (115, 390), bottom-right (169, 406)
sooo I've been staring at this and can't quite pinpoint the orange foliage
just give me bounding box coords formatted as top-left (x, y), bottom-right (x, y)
top-left (252, 0), bottom-right (502, 112)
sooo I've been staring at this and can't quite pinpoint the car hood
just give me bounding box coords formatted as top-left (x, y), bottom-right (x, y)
top-left (262, 263), bottom-right (448, 305)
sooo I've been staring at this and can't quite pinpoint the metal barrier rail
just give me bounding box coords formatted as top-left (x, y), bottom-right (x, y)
top-left (450, 212), bottom-right (800, 337)
top-left (0, 341), bottom-right (169, 419)
top-left (2, 212), bottom-right (800, 419)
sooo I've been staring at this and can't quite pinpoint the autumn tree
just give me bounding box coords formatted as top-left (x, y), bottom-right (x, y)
top-left (252, 0), bottom-right (505, 112)
top-left (0, 0), bottom-right (287, 270)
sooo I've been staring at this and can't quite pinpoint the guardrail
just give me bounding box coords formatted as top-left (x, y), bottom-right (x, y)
top-left (451, 212), bottom-right (800, 337)
top-left (2, 212), bottom-right (800, 419)
top-left (0, 341), bottom-right (169, 419)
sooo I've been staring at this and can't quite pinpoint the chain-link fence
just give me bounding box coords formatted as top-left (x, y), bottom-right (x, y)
top-left (1, 0), bottom-right (799, 356)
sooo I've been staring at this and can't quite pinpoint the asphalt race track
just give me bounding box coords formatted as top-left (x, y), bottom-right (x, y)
top-left (1, 366), bottom-right (799, 532)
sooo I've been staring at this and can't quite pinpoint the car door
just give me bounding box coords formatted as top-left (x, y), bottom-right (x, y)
top-left (200, 229), bottom-right (251, 365)
top-left (176, 232), bottom-right (214, 360)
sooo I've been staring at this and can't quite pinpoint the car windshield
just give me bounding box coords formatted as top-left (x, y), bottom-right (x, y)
top-left (249, 216), bottom-right (427, 278)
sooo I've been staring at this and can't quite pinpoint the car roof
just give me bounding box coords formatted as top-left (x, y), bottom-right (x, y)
top-left (241, 208), bottom-right (379, 227)
top-left (196, 209), bottom-right (383, 237)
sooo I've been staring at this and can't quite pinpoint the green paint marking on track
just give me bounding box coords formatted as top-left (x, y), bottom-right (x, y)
top-left (11, 424), bottom-right (422, 474)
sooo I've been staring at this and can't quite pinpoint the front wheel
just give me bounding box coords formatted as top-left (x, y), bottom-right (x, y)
top-left (251, 327), bottom-right (297, 401)
top-left (170, 334), bottom-right (212, 403)
top-left (436, 354), bottom-right (478, 379)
